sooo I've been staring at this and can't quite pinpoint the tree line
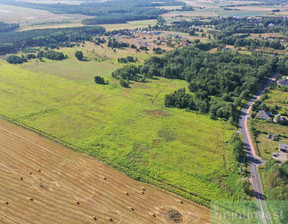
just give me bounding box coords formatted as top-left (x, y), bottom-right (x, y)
top-left (0, 26), bottom-right (105, 55)
top-left (112, 47), bottom-right (277, 123)
top-left (0, 0), bottom-right (182, 25)
top-left (0, 22), bottom-right (19, 33)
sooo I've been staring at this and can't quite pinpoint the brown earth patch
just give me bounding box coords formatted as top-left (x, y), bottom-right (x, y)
top-left (147, 109), bottom-right (168, 116)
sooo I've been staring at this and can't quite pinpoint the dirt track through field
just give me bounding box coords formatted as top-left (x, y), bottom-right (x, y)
top-left (0, 119), bottom-right (209, 224)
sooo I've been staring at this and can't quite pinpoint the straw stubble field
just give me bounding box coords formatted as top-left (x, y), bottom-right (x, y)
top-left (0, 119), bottom-right (209, 224)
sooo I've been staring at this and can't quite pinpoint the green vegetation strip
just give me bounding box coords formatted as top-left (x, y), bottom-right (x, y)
top-left (0, 61), bottom-right (246, 204)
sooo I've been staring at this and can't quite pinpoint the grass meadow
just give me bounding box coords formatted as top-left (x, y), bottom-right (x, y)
top-left (0, 57), bottom-right (246, 204)
top-left (264, 88), bottom-right (288, 115)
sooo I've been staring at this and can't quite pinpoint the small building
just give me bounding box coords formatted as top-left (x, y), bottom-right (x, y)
top-left (279, 143), bottom-right (288, 152)
top-left (278, 79), bottom-right (288, 87)
top-left (266, 36), bottom-right (275, 41)
top-left (267, 133), bottom-right (276, 139)
top-left (273, 152), bottom-right (279, 157)
top-left (257, 110), bottom-right (272, 120)
top-left (279, 116), bottom-right (287, 124)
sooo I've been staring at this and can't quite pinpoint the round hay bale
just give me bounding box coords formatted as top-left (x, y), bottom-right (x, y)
top-left (40, 184), bottom-right (44, 188)
top-left (29, 172), bottom-right (32, 175)
top-left (76, 201), bottom-right (80, 205)
top-left (103, 177), bottom-right (107, 180)
top-left (93, 216), bottom-right (97, 221)
top-left (30, 198), bottom-right (34, 202)
top-left (38, 169), bottom-right (41, 173)
top-left (142, 187), bottom-right (145, 191)
top-left (180, 200), bottom-right (183, 204)
top-left (108, 217), bottom-right (113, 222)
top-left (152, 213), bottom-right (156, 218)
top-left (130, 207), bottom-right (135, 211)
top-left (141, 191), bottom-right (145, 195)
top-left (5, 201), bottom-right (9, 205)
top-left (125, 191), bottom-right (129, 196)
top-left (20, 177), bottom-right (23, 181)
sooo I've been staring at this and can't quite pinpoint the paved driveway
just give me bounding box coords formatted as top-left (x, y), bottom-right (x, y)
top-left (274, 151), bottom-right (288, 163)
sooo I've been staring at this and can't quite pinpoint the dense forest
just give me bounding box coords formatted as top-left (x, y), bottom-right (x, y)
top-left (0, 26), bottom-right (105, 55)
top-left (112, 47), bottom-right (277, 123)
top-left (0, 22), bottom-right (19, 33)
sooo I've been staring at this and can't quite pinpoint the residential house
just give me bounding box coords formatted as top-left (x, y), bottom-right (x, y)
top-left (257, 110), bottom-right (272, 120)
top-left (279, 143), bottom-right (288, 152)
top-left (278, 79), bottom-right (288, 87)
top-left (266, 36), bottom-right (275, 41)
top-left (279, 116), bottom-right (287, 124)
top-left (267, 133), bottom-right (276, 140)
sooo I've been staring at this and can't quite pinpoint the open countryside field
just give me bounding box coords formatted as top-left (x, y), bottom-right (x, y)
top-left (101, 20), bottom-right (157, 32)
top-left (0, 60), bottom-right (244, 205)
top-left (22, 42), bottom-right (152, 82)
top-left (0, 119), bottom-right (210, 223)
top-left (18, 0), bottom-right (83, 4)
top-left (0, 4), bottom-right (91, 29)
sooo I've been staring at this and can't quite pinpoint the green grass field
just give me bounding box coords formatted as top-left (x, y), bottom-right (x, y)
top-left (22, 42), bottom-right (152, 82)
top-left (23, 59), bottom-right (119, 82)
top-left (264, 88), bottom-right (288, 115)
top-left (0, 58), bottom-right (246, 204)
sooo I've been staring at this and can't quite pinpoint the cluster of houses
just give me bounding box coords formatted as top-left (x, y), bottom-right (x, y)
top-left (257, 110), bottom-right (287, 123)
top-left (137, 41), bottom-right (148, 46)
top-left (130, 30), bottom-right (161, 36)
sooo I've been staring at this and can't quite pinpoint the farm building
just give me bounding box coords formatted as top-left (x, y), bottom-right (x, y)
top-left (257, 110), bottom-right (272, 120)
top-left (266, 36), bottom-right (275, 41)
top-left (278, 79), bottom-right (288, 87)
top-left (267, 133), bottom-right (276, 139)
top-left (279, 143), bottom-right (288, 152)
top-left (279, 116), bottom-right (287, 124)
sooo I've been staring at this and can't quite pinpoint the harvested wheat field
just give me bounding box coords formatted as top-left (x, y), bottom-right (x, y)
top-left (0, 119), bottom-right (209, 224)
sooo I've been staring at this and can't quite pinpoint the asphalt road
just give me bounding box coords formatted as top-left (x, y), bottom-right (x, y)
top-left (239, 74), bottom-right (277, 224)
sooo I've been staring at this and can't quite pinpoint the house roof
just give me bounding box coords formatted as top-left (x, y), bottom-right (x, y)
top-left (278, 79), bottom-right (288, 86)
top-left (279, 143), bottom-right (288, 149)
top-left (257, 110), bottom-right (272, 119)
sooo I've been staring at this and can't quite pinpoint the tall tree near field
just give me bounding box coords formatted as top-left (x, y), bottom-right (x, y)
top-left (75, 51), bottom-right (84, 61)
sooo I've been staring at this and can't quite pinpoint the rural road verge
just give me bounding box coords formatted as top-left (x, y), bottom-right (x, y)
top-left (239, 73), bottom-right (278, 224)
